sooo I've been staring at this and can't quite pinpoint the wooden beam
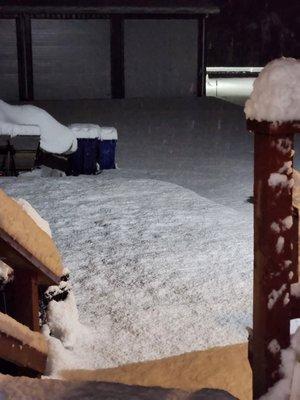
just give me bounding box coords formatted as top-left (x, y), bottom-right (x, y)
top-left (110, 15), bottom-right (125, 99)
top-left (5, 269), bottom-right (40, 332)
top-left (16, 14), bottom-right (34, 101)
top-left (0, 228), bottom-right (61, 285)
top-left (0, 331), bottom-right (47, 374)
top-left (0, 1), bottom-right (220, 18)
top-left (197, 15), bottom-right (207, 97)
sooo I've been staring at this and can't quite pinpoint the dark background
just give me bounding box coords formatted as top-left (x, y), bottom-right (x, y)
top-left (0, 0), bottom-right (299, 101)
top-left (208, 0), bottom-right (300, 66)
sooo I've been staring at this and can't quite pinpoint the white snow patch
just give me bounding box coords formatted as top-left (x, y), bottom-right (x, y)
top-left (0, 261), bottom-right (13, 284)
top-left (245, 57), bottom-right (300, 122)
top-left (284, 292), bottom-right (290, 306)
top-left (0, 100), bottom-right (77, 154)
top-left (271, 222), bottom-right (280, 234)
top-left (0, 122), bottom-right (40, 136)
top-left (99, 126), bottom-right (118, 141)
top-left (268, 173), bottom-right (288, 188)
top-left (276, 236), bottom-right (285, 254)
top-left (0, 312), bottom-right (47, 354)
top-left (281, 216), bottom-right (293, 230)
top-left (15, 198), bottom-right (52, 237)
top-left (279, 161), bottom-right (293, 175)
top-left (260, 346), bottom-right (296, 400)
top-left (291, 283), bottom-right (300, 298)
top-left (268, 284), bottom-right (287, 309)
top-left (268, 339), bottom-right (281, 354)
top-left (69, 124), bottom-right (100, 139)
top-left (69, 124), bottom-right (118, 140)
top-left (45, 291), bottom-right (80, 350)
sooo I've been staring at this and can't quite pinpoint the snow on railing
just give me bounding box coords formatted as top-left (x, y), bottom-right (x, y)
top-left (245, 58), bottom-right (300, 399)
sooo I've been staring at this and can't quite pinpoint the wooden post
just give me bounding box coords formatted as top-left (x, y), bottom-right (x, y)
top-left (16, 14), bottom-right (34, 101)
top-left (248, 120), bottom-right (300, 399)
top-left (110, 15), bottom-right (125, 99)
top-left (197, 15), bottom-right (207, 97)
top-left (6, 269), bottom-right (40, 332)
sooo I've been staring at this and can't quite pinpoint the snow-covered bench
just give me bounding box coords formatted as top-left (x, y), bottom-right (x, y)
top-left (0, 189), bottom-right (64, 376)
top-left (0, 100), bottom-right (77, 175)
top-left (0, 123), bottom-right (41, 176)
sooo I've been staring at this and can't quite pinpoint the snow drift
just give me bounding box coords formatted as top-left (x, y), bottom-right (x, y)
top-left (0, 100), bottom-right (77, 154)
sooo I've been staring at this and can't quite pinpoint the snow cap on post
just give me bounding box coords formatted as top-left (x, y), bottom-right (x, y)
top-left (245, 58), bottom-right (300, 123)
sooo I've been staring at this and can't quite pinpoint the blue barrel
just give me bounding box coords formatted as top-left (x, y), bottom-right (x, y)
top-left (98, 140), bottom-right (117, 170)
top-left (69, 138), bottom-right (98, 175)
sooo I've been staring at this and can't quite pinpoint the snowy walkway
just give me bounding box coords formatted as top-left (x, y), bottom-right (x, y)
top-left (1, 173), bottom-right (252, 372)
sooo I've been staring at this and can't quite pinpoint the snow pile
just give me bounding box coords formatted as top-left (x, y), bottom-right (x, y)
top-left (45, 282), bottom-right (79, 350)
top-left (15, 198), bottom-right (52, 237)
top-left (0, 122), bottom-right (40, 136)
top-left (69, 124), bottom-right (100, 139)
top-left (245, 58), bottom-right (300, 122)
top-left (0, 311), bottom-right (48, 354)
top-left (260, 329), bottom-right (300, 400)
top-left (69, 124), bottom-right (118, 140)
top-left (99, 127), bottom-right (118, 141)
top-left (0, 189), bottom-right (63, 277)
top-left (0, 100), bottom-right (77, 154)
top-left (42, 280), bottom-right (91, 376)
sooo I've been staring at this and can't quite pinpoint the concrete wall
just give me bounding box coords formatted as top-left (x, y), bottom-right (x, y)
top-left (31, 20), bottom-right (111, 100)
top-left (125, 20), bottom-right (198, 98)
top-left (0, 20), bottom-right (19, 101)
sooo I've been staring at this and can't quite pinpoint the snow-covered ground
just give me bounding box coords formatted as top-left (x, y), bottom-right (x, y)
top-left (0, 97), bottom-right (254, 374)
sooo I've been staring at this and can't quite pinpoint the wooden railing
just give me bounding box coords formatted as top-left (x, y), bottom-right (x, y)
top-left (247, 119), bottom-right (300, 399)
top-left (0, 226), bottom-right (61, 376)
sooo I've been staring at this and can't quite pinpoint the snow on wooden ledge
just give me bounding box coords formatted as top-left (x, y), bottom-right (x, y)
top-left (0, 189), bottom-right (63, 278)
top-left (0, 311), bottom-right (48, 354)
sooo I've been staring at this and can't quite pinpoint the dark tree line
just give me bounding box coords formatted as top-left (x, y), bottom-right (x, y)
top-left (207, 0), bottom-right (300, 66)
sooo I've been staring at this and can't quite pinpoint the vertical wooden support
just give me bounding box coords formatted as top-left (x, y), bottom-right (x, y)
top-left (197, 15), bottom-right (207, 97)
top-left (249, 120), bottom-right (299, 399)
top-left (16, 14), bottom-right (34, 101)
top-left (6, 269), bottom-right (40, 332)
top-left (110, 15), bottom-right (125, 99)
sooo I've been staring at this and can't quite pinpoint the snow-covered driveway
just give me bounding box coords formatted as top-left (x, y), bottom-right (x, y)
top-left (1, 173), bottom-right (252, 371)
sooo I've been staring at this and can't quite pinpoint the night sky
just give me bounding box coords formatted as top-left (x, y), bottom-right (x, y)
top-left (207, 0), bottom-right (300, 66)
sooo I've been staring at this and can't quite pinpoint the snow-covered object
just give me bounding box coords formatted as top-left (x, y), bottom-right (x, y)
top-left (15, 198), bottom-right (52, 237)
top-left (69, 123), bottom-right (100, 139)
top-left (0, 311), bottom-right (48, 354)
top-left (45, 288), bottom-right (80, 350)
top-left (0, 260), bottom-right (13, 284)
top-left (68, 123), bottom-right (118, 140)
top-left (0, 189), bottom-right (63, 277)
top-left (0, 100), bottom-right (77, 154)
top-left (259, 329), bottom-right (300, 399)
top-left (99, 127), bottom-right (118, 141)
top-left (0, 122), bottom-right (40, 136)
top-left (245, 58), bottom-right (300, 122)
